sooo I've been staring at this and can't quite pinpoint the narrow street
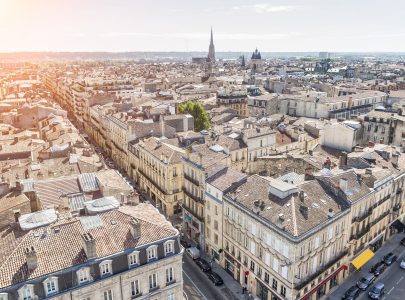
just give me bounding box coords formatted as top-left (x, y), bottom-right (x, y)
top-left (327, 233), bottom-right (405, 300)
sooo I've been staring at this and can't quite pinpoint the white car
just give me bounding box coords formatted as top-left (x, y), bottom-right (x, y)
top-left (400, 260), bottom-right (405, 269)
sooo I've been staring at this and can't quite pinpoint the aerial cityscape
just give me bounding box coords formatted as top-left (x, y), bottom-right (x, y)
top-left (0, 1), bottom-right (405, 300)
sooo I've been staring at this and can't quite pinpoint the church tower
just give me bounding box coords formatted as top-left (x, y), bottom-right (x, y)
top-left (208, 27), bottom-right (215, 62)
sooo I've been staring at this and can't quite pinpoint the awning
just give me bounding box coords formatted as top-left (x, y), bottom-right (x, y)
top-left (351, 248), bottom-right (375, 269)
top-left (390, 219), bottom-right (405, 232)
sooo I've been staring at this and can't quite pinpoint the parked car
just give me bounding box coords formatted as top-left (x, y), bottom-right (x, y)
top-left (186, 247), bottom-right (200, 260)
top-left (383, 252), bottom-right (398, 265)
top-left (368, 282), bottom-right (385, 299)
top-left (357, 274), bottom-right (375, 290)
top-left (195, 258), bottom-right (211, 272)
top-left (401, 237), bottom-right (405, 246)
top-left (400, 259), bottom-right (405, 269)
top-left (342, 286), bottom-right (361, 300)
top-left (370, 262), bottom-right (386, 276)
top-left (207, 271), bottom-right (223, 285)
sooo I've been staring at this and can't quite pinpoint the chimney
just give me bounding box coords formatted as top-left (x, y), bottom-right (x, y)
top-left (130, 217), bottom-right (141, 239)
top-left (304, 168), bottom-right (313, 181)
top-left (25, 246), bottom-right (38, 271)
top-left (365, 168), bottom-right (373, 175)
top-left (327, 208), bottom-right (335, 218)
top-left (299, 191), bottom-right (305, 202)
top-left (392, 153), bottom-right (399, 166)
top-left (13, 209), bottom-right (21, 222)
top-left (198, 152), bottom-right (203, 165)
top-left (339, 151), bottom-right (348, 168)
top-left (339, 178), bottom-right (348, 192)
top-left (82, 233), bottom-right (97, 259)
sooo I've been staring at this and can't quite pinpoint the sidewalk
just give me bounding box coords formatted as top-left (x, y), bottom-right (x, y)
top-left (326, 233), bottom-right (405, 299)
top-left (199, 251), bottom-right (250, 300)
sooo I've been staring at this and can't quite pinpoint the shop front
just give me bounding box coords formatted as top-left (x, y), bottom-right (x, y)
top-left (300, 265), bottom-right (348, 300)
top-left (183, 209), bottom-right (204, 248)
top-left (256, 279), bottom-right (269, 300)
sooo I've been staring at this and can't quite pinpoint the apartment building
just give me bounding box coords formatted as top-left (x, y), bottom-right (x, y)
top-left (0, 203), bottom-right (183, 300)
top-left (204, 166), bottom-right (247, 263)
top-left (182, 144), bottom-right (230, 249)
top-left (277, 91), bottom-right (387, 120)
top-left (222, 175), bottom-right (351, 300)
top-left (217, 90), bottom-right (248, 117)
top-left (128, 137), bottom-right (185, 217)
top-left (361, 110), bottom-right (405, 146)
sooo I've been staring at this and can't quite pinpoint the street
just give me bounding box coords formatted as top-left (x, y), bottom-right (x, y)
top-left (182, 254), bottom-right (227, 300)
top-left (327, 234), bottom-right (405, 300)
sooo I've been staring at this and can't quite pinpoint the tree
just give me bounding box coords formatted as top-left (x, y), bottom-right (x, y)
top-left (177, 101), bottom-right (210, 132)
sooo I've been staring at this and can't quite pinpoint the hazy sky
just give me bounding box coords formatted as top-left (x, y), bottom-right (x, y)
top-left (0, 0), bottom-right (404, 52)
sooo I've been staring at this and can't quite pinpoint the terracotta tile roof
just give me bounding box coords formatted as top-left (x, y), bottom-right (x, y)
top-left (0, 203), bottom-right (177, 288)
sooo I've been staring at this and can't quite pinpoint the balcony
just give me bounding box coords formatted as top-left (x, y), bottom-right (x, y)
top-left (350, 225), bottom-right (370, 240)
top-left (295, 250), bottom-right (348, 290)
top-left (184, 173), bottom-right (200, 186)
top-left (372, 195), bottom-right (391, 209)
top-left (183, 187), bottom-right (203, 203)
top-left (352, 207), bottom-right (373, 223)
top-left (371, 210), bottom-right (390, 227)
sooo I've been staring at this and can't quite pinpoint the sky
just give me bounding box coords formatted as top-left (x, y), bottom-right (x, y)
top-left (0, 0), bottom-right (405, 52)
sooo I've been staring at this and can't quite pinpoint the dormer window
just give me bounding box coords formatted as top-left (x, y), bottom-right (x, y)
top-left (128, 250), bottom-right (140, 267)
top-left (77, 267), bottom-right (91, 284)
top-left (0, 293), bottom-right (8, 300)
top-left (18, 284), bottom-right (34, 300)
top-left (43, 276), bottom-right (59, 296)
top-left (164, 240), bottom-right (174, 256)
top-left (147, 245), bottom-right (158, 261)
top-left (100, 260), bottom-right (113, 276)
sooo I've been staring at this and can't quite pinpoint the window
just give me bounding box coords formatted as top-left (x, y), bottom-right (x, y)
top-left (100, 260), bottom-right (112, 276)
top-left (166, 267), bottom-right (174, 283)
top-left (214, 220), bottom-right (218, 230)
top-left (103, 290), bottom-right (113, 300)
top-left (77, 267), bottom-right (90, 284)
top-left (0, 293), bottom-right (8, 300)
top-left (281, 286), bottom-right (287, 297)
top-left (18, 285), bottom-right (34, 300)
top-left (272, 279), bottom-right (278, 290)
top-left (128, 251), bottom-right (140, 267)
top-left (167, 293), bottom-right (175, 300)
top-left (147, 245), bottom-right (157, 261)
top-left (43, 277), bottom-right (58, 296)
top-left (149, 273), bottom-right (158, 290)
top-left (164, 240), bottom-right (174, 255)
top-left (250, 260), bottom-right (255, 272)
top-left (131, 280), bottom-right (141, 297)
top-left (264, 272), bottom-right (269, 283)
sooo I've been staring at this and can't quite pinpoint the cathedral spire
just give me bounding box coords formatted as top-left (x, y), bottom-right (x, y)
top-left (208, 27), bottom-right (215, 62)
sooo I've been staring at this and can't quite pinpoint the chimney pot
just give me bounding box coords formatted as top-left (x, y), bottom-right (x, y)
top-left (25, 246), bottom-right (38, 271)
top-left (130, 217), bottom-right (141, 239)
top-left (82, 232), bottom-right (97, 259)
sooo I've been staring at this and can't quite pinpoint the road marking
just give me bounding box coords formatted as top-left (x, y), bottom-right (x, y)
top-left (397, 276), bottom-right (404, 285)
top-left (183, 270), bottom-right (208, 300)
top-left (387, 287), bottom-right (395, 294)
